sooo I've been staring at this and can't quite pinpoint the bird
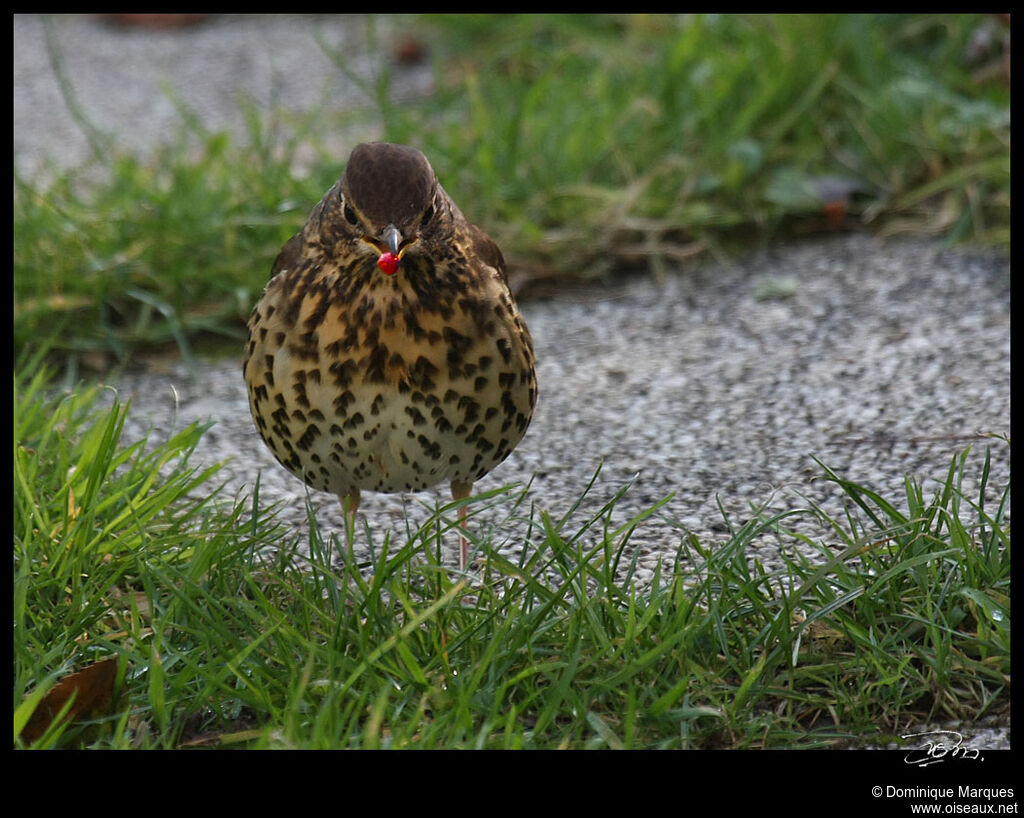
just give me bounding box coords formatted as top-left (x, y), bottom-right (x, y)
top-left (243, 142), bottom-right (537, 569)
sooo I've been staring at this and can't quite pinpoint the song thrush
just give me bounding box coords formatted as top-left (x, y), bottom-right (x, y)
top-left (243, 142), bottom-right (537, 568)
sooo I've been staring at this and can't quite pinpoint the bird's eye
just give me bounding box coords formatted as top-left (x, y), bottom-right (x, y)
top-left (343, 203), bottom-right (359, 226)
top-left (421, 204), bottom-right (435, 226)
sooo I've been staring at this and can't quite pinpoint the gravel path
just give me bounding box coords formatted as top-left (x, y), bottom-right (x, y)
top-left (105, 234), bottom-right (1010, 582)
top-left (16, 13), bottom-right (1011, 749)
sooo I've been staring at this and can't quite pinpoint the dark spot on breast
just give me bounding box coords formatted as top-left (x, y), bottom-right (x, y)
top-left (412, 356), bottom-right (439, 389)
top-left (366, 344), bottom-right (389, 382)
top-left (443, 326), bottom-right (472, 361)
top-left (329, 359), bottom-right (358, 388)
top-left (296, 424), bottom-right (322, 452)
top-left (417, 435), bottom-right (442, 460)
top-left (405, 406), bottom-right (427, 426)
top-left (333, 390), bottom-right (355, 416)
top-left (458, 395), bottom-right (480, 423)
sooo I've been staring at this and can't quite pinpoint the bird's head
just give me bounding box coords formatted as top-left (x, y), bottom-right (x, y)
top-left (336, 142), bottom-right (445, 277)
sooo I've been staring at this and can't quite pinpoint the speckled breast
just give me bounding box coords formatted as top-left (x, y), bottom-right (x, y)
top-left (244, 259), bottom-right (536, 498)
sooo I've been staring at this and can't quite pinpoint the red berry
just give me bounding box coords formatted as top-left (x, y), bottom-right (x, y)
top-left (377, 252), bottom-right (400, 276)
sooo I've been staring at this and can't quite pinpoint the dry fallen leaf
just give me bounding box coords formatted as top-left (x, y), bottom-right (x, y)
top-left (21, 657), bottom-right (119, 743)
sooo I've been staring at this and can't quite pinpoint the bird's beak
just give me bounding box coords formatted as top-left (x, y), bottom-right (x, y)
top-left (375, 223), bottom-right (403, 276)
top-left (382, 223), bottom-right (402, 257)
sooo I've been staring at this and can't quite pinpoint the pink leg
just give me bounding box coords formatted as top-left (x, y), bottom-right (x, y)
top-left (451, 481), bottom-right (473, 569)
top-left (338, 488), bottom-right (360, 547)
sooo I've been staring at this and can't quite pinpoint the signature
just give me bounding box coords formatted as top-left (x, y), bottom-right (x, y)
top-left (901, 730), bottom-right (983, 767)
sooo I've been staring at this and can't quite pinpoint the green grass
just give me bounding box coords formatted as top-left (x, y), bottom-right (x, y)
top-left (14, 370), bottom-right (1009, 749)
top-left (14, 14), bottom-right (1009, 374)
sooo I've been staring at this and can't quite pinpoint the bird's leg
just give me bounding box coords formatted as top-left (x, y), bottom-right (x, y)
top-left (451, 480), bottom-right (473, 569)
top-left (339, 488), bottom-right (361, 552)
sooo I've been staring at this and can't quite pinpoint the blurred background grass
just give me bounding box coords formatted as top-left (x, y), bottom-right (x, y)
top-left (14, 13), bottom-right (1010, 376)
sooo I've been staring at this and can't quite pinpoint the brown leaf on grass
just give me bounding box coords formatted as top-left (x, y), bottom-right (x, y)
top-left (21, 657), bottom-right (119, 743)
top-left (99, 14), bottom-right (211, 28)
